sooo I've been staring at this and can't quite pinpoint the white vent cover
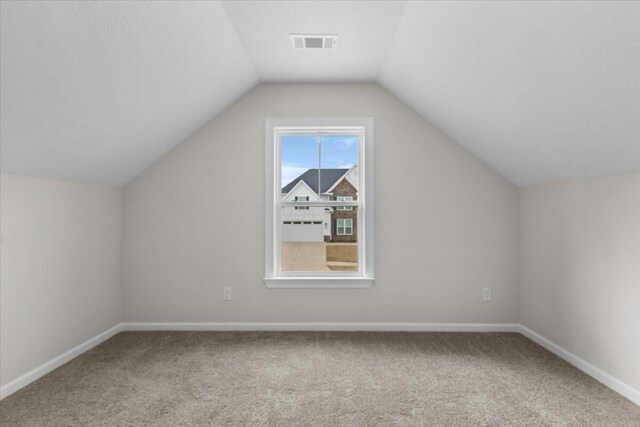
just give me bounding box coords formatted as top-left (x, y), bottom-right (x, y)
top-left (290, 34), bottom-right (338, 50)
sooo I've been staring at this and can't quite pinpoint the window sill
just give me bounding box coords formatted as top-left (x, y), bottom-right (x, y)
top-left (264, 277), bottom-right (374, 289)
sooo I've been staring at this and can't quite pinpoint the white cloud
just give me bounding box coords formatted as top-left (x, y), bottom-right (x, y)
top-left (327, 136), bottom-right (356, 150)
top-left (341, 138), bottom-right (356, 149)
top-left (281, 165), bottom-right (308, 187)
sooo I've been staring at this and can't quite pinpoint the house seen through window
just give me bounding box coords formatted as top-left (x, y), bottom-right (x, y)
top-left (280, 133), bottom-right (359, 272)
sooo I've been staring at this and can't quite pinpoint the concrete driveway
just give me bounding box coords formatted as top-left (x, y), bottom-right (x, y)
top-left (282, 242), bottom-right (329, 271)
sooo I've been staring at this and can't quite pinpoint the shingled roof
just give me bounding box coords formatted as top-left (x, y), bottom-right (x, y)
top-left (282, 169), bottom-right (349, 194)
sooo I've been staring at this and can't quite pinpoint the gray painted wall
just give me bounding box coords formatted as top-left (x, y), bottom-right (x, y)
top-left (519, 172), bottom-right (640, 391)
top-left (122, 83), bottom-right (519, 323)
top-left (0, 174), bottom-right (123, 387)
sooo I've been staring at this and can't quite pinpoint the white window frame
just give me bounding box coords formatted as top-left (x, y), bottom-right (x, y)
top-left (337, 218), bottom-right (353, 235)
top-left (336, 196), bottom-right (353, 211)
top-left (264, 117), bottom-right (374, 289)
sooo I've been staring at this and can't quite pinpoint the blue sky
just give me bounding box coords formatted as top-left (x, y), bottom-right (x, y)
top-left (281, 135), bottom-right (358, 186)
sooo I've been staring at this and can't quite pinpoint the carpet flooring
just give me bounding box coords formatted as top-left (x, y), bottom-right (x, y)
top-left (1, 332), bottom-right (638, 426)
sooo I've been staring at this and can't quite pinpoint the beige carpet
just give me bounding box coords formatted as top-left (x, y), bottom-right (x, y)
top-left (1, 332), bottom-right (638, 426)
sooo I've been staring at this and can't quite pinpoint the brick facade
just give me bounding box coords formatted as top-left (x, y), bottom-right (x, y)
top-left (331, 179), bottom-right (357, 243)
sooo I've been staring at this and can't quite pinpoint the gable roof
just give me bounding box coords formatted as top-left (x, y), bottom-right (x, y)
top-left (326, 165), bottom-right (357, 193)
top-left (282, 169), bottom-right (349, 194)
top-left (2, 1), bottom-right (639, 187)
top-left (281, 179), bottom-right (320, 201)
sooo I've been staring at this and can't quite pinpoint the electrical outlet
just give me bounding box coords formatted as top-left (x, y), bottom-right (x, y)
top-left (482, 287), bottom-right (492, 302)
top-left (223, 287), bottom-right (232, 301)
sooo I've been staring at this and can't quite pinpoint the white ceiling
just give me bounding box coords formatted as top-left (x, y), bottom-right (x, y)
top-left (380, 1), bottom-right (640, 187)
top-left (222, 1), bottom-right (407, 82)
top-left (0, 1), bottom-right (257, 186)
top-left (1, 0), bottom-right (639, 187)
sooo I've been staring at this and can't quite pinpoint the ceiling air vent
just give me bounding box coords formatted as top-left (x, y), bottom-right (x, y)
top-left (290, 34), bottom-right (338, 50)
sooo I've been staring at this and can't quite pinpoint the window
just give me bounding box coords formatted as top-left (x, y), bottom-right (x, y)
top-left (264, 118), bottom-right (374, 288)
top-left (337, 219), bottom-right (353, 235)
top-left (294, 196), bottom-right (309, 210)
top-left (336, 196), bottom-right (353, 211)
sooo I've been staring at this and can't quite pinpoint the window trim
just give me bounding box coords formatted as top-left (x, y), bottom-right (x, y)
top-left (336, 218), bottom-right (353, 235)
top-left (264, 117), bottom-right (374, 289)
top-left (294, 195), bottom-right (310, 210)
top-left (336, 196), bottom-right (353, 211)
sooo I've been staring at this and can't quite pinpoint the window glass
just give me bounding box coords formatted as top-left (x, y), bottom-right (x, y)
top-left (337, 196), bottom-right (353, 211)
top-left (280, 134), bottom-right (359, 273)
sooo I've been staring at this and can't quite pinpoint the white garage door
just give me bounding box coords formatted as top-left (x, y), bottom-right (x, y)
top-left (282, 223), bottom-right (324, 242)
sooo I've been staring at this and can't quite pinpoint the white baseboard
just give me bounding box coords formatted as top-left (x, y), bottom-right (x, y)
top-left (518, 325), bottom-right (640, 406)
top-left (2, 322), bottom-right (637, 407)
top-left (0, 323), bottom-right (123, 400)
top-left (121, 322), bottom-right (520, 332)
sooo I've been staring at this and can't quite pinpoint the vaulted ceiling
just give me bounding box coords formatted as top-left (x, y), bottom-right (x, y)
top-left (2, 1), bottom-right (639, 187)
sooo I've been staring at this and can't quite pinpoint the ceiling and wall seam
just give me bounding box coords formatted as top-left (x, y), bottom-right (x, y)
top-left (375, 83), bottom-right (520, 188)
top-left (220, 1), bottom-right (262, 81)
top-left (124, 80), bottom-right (261, 186)
top-left (1, 1), bottom-right (639, 188)
top-left (374, 1), bottom-right (409, 83)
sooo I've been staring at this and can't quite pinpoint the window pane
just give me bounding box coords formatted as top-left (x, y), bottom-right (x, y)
top-left (281, 135), bottom-right (319, 191)
top-left (321, 135), bottom-right (358, 212)
top-left (319, 135), bottom-right (358, 171)
top-left (281, 206), bottom-right (358, 272)
top-left (281, 134), bottom-right (358, 197)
